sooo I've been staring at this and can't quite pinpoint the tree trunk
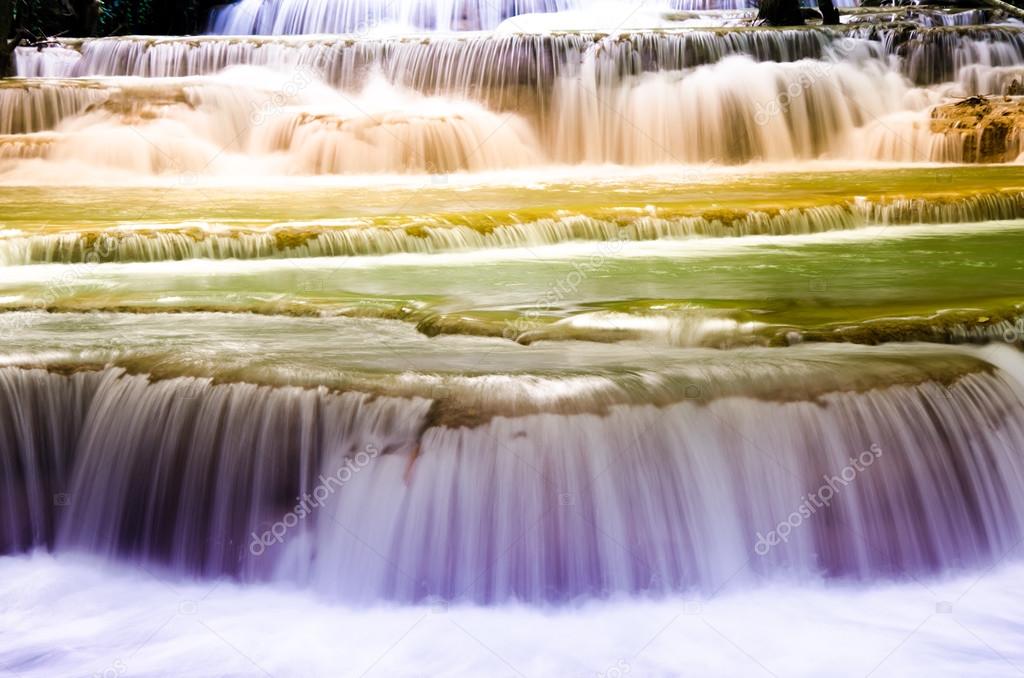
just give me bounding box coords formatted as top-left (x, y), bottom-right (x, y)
top-left (818, 0), bottom-right (840, 24)
top-left (756, 0), bottom-right (806, 26)
top-left (0, 0), bottom-right (14, 77)
top-left (978, 0), bottom-right (1024, 20)
top-left (75, 0), bottom-right (101, 36)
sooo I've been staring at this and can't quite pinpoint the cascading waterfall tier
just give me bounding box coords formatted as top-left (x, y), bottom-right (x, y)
top-left (210, 0), bottom-right (582, 33)
top-left (0, 59), bottom-right (1004, 172)
top-left (13, 30), bottom-right (850, 94)
top-left (845, 8), bottom-right (1001, 29)
top-left (2, 191), bottom-right (1020, 264)
top-left (4, 4), bottom-right (1024, 674)
top-left (3, 345), bottom-right (1024, 602)
top-left (208, 0), bottom-right (798, 34)
top-left (0, 70), bottom-right (542, 174)
top-left (4, 23), bottom-right (1023, 172)
top-left (252, 103), bottom-right (544, 173)
top-left (958, 63), bottom-right (1024, 96)
top-left (0, 80), bottom-right (111, 135)
top-left (548, 54), bottom-right (914, 163)
top-left (896, 25), bottom-right (1024, 85)
top-left (15, 26), bottom-right (1023, 88)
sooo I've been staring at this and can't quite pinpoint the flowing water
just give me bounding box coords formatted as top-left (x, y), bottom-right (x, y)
top-left (2, 1), bottom-right (1024, 676)
top-left (207, 0), bottom-right (814, 33)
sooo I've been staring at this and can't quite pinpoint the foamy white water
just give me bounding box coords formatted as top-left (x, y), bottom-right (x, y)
top-left (5, 28), bottom-right (1023, 177)
top-left (2, 553), bottom-right (1023, 678)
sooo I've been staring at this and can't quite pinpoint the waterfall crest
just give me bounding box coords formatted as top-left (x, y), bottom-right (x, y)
top-left (208, 0), bottom-right (776, 35)
top-left (6, 26), bottom-right (1024, 174)
top-left (1, 192), bottom-right (1020, 264)
top-left (3, 347), bottom-right (1024, 602)
top-left (17, 27), bottom-right (1022, 87)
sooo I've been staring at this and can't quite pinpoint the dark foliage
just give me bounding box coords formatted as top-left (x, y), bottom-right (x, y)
top-left (97, 0), bottom-right (226, 36)
top-left (2, 0), bottom-right (228, 74)
top-left (755, 0), bottom-right (807, 25)
top-left (2, 0), bottom-right (227, 73)
top-left (7, 0), bottom-right (225, 41)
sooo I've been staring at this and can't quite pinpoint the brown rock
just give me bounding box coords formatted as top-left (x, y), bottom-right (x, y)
top-left (930, 96), bottom-right (1024, 163)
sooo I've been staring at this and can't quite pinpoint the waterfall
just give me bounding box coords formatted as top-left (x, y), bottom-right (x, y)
top-left (13, 30), bottom-right (847, 88)
top-left (0, 59), bottom-right (991, 172)
top-left (2, 192), bottom-right (1020, 265)
top-left (10, 46), bottom-right (82, 78)
top-left (0, 69), bottom-right (543, 175)
top-left (210, 0), bottom-right (579, 34)
top-left (548, 54), bottom-right (912, 164)
top-left (0, 56), bottom-right (942, 174)
top-left (4, 0), bottom-right (1024, 673)
top-left (896, 26), bottom-right (1024, 85)
top-left (0, 80), bottom-right (112, 135)
top-left (4, 345), bottom-right (1024, 602)
top-left (846, 8), bottom-right (1001, 29)
top-left (248, 83), bottom-right (544, 174)
top-left (958, 63), bottom-right (1024, 96)
top-left (13, 28), bottom-right (1024, 89)
top-left (5, 25), bottom-right (1022, 174)
top-left (208, 0), bottom-right (766, 35)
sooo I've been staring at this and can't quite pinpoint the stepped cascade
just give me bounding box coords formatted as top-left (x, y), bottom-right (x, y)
top-left (2, 0), bottom-right (1024, 676)
top-left (5, 25), bottom-right (1024, 172)
top-left (207, 0), bottom-right (823, 34)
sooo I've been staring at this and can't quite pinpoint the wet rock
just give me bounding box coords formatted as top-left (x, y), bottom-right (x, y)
top-left (930, 95), bottom-right (1024, 163)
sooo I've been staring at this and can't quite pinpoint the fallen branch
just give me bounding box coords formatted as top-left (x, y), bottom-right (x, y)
top-left (978, 0), bottom-right (1024, 21)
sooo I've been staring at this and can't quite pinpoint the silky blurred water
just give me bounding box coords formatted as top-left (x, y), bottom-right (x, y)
top-left (3, 552), bottom-right (1024, 678)
top-left (2, 6), bottom-right (1024, 675)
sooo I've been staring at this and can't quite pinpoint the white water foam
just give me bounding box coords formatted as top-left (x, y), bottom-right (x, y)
top-left (1, 552), bottom-right (1023, 677)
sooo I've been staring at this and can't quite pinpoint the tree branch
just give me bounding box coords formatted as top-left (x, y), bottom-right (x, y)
top-left (978, 0), bottom-right (1024, 20)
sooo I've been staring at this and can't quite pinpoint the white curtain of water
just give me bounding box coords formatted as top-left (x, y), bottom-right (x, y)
top-left (1, 193), bottom-right (1021, 265)
top-left (3, 348), bottom-right (1024, 603)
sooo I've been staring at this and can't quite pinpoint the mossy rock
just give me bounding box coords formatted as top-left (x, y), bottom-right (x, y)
top-left (272, 228), bottom-right (323, 250)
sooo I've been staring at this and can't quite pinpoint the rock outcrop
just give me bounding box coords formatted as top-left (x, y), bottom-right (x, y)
top-left (931, 95), bottom-right (1024, 162)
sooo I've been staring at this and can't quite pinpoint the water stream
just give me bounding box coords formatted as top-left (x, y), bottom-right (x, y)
top-left (2, 2), bottom-right (1024, 676)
